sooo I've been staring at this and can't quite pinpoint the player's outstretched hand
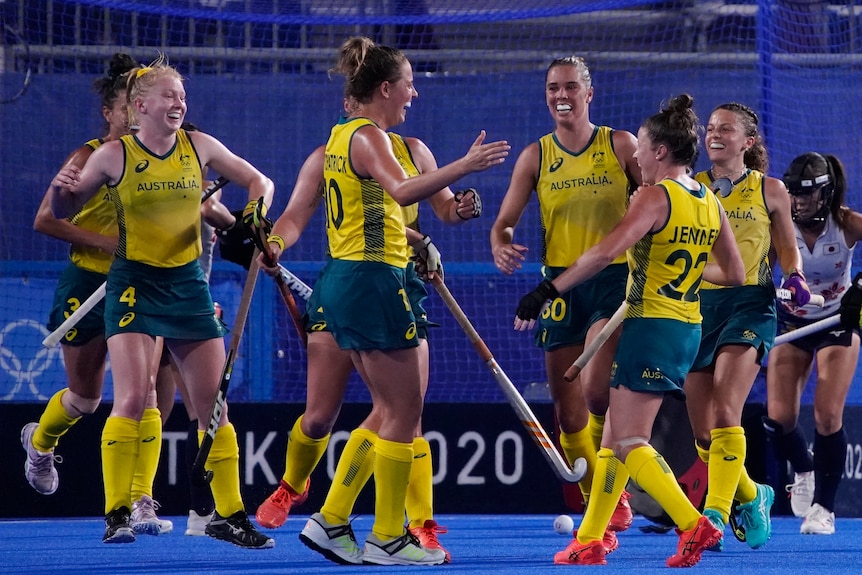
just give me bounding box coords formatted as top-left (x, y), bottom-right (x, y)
top-left (461, 131), bottom-right (510, 173)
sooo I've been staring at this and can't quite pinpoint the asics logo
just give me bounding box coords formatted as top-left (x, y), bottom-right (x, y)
top-left (135, 160), bottom-right (150, 173)
top-left (142, 436), bottom-right (157, 443)
top-left (723, 455), bottom-right (737, 461)
top-left (414, 453), bottom-right (427, 459)
top-left (549, 158), bottom-right (564, 172)
top-left (106, 440), bottom-right (117, 445)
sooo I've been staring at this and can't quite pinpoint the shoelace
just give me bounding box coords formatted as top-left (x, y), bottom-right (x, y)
top-left (416, 523), bottom-right (448, 546)
top-left (31, 451), bottom-right (61, 474)
top-left (270, 487), bottom-right (290, 506)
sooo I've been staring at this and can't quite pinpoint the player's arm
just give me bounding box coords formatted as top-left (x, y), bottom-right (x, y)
top-left (259, 145), bottom-right (326, 273)
top-left (190, 131), bottom-right (274, 209)
top-left (405, 137), bottom-right (481, 225)
top-left (50, 142), bottom-right (120, 219)
top-left (355, 127), bottom-right (508, 206)
top-left (553, 184), bottom-right (665, 294)
top-left (702, 208), bottom-right (744, 286)
top-left (611, 129), bottom-right (643, 189)
top-left (839, 206), bottom-right (862, 247)
top-left (35, 145), bottom-right (117, 254)
top-left (766, 175), bottom-right (811, 304)
top-left (766, 176), bottom-right (803, 275)
top-left (490, 143), bottom-right (538, 274)
top-left (514, 184), bottom-right (666, 331)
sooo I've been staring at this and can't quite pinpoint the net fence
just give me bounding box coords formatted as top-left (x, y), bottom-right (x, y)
top-left (1, 0), bottom-right (860, 403)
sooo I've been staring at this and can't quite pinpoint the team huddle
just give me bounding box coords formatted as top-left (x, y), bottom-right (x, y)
top-left (21, 37), bottom-right (862, 568)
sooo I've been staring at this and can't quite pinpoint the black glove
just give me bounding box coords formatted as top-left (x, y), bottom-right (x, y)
top-left (516, 279), bottom-right (559, 321)
top-left (454, 188), bottom-right (482, 220)
top-left (839, 272), bottom-right (862, 329)
top-left (217, 210), bottom-right (255, 269)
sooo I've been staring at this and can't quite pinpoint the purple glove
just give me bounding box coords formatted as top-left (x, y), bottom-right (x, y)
top-left (782, 271), bottom-right (811, 306)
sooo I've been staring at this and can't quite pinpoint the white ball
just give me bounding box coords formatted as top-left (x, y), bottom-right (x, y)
top-left (553, 514), bottom-right (574, 535)
top-left (277, 349), bottom-right (285, 359)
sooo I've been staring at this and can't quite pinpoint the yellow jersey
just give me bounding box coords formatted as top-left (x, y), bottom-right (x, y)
top-left (110, 130), bottom-right (203, 267)
top-left (695, 169), bottom-right (772, 290)
top-left (626, 179), bottom-right (723, 323)
top-left (323, 117), bottom-right (409, 267)
top-left (68, 138), bottom-right (118, 274)
top-left (536, 126), bottom-right (630, 267)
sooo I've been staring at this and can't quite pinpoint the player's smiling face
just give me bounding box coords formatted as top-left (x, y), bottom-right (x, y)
top-left (545, 65), bottom-right (592, 125)
top-left (387, 59), bottom-right (417, 127)
top-left (705, 109), bottom-right (753, 164)
top-left (141, 75), bottom-right (187, 133)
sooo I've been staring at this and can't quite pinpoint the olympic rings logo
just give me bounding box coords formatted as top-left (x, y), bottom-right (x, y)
top-left (0, 319), bottom-right (61, 401)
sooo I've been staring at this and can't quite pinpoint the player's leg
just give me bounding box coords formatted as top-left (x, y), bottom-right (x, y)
top-left (23, 337), bottom-right (106, 495)
top-left (101, 331), bottom-right (155, 543)
top-left (257, 331), bottom-right (352, 529)
top-left (802, 337), bottom-right (858, 534)
top-left (175, 337), bottom-right (272, 549)
top-left (765, 341), bottom-right (814, 517)
top-left (711, 346), bottom-right (773, 548)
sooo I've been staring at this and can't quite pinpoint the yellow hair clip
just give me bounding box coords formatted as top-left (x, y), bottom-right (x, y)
top-left (135, 67), bottom-right (153, 78)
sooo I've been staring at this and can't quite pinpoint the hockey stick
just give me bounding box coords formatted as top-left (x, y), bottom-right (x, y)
top-left (776, 288), bottom-right (825, 308)
top-left (774, 314), bottom-right (841, 346)
top-left (245, 200), bottom-right (308, 347)
top-left (42, 178), bottom-right (230, 349)
top-left (201, 176), bottom-right (229, 204)
top-left (278, 264), bottom-right (313, 302)
top-left (41, 281), bottom-right (107, 347)
top-left (563, 302), bottom-right (628, 382)
top-left (431, 275), bottom-right (587, 483)
top-left (192, 250), bottom-right (261, 484)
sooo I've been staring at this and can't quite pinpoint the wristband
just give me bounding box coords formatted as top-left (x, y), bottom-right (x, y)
top-left (268, 234), bottom-right (285, 251)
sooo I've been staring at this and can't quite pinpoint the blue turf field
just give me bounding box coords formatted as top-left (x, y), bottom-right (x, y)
top-left (1, 514), bottom-right (861, 574)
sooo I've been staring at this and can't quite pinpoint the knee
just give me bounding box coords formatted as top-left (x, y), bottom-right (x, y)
top-left (63, 391), bottom-right (101, 417)
top-left (612, 435), bottom-right (650, 462)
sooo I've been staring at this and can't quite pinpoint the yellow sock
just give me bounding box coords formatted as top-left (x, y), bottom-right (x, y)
top-left (321, 428), bottom-right (377, 525)
top-left (34, 389), bottom-right (80, 452)
top-left (625, 444), bottom-right (700, 531)
top-left (695, 441), bottom-right (709, 464)
top-left (587, 412), bottom-right (605, 452)
top-left (735, 466), bottom-right (758, 504)
top-left (704, 427), bottom-right (746, 522)
top-left (406, 436), bottom-right (433, 528)
top-left (131, 407), bottom-right (161, 501)
top-left (283, 416), bottom-right (328, 494)
top-left (371, 438), bottom-right (413, 540)
top-left (102, 416), bottom-right (139, 514)
top-left (199, 423), bottom-right (244, 517)
top-left (577, 448), bottom-right (628, 543)
top-left (560, 426), bottom-right (597, 501)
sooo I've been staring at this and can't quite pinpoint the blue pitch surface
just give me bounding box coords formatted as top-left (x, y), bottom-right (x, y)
top-left (1, 514), bottom-right (861, 574)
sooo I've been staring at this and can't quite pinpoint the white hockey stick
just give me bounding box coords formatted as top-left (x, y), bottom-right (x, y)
top-left (774, 314), bottom-right (841, 346)
top-left (278, 264), bottom-right (313, 302)
top-left (563, 302), bottom-right (627, 382)
top-left (431, 275), bottom-right (587, 483)
top-left (776, 288), bottom-right (825, 308)
top-left (41, 281), bottom-right (107, 347)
